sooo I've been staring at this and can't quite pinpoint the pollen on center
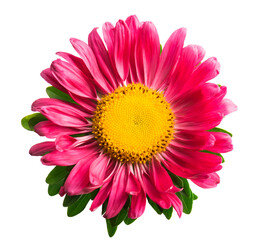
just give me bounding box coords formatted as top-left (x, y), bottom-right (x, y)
top-left (92, 83), bottom-right (175, 164)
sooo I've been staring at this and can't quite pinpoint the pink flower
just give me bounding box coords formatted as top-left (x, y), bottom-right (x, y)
top-left (29, 15), bottom-right (237, 221)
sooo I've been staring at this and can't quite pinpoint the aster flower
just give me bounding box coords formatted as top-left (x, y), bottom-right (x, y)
top-left (22, 15), bottom-right (236, 237)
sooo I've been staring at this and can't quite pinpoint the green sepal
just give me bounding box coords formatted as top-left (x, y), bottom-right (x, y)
top-left (208, 127), bottom-right (232, 137)
top-left (201, 150), bottom-right (225, 163)
top-left (160, 44), bottom-right (163, 54)
top-left (67, 194), bottom-right (91, 217)
top-left (46, 166), bottom-right (70, 185)
top-left (63, 195), bottom-right (81, 207)
top-left (176, 178), bottom-right (193, 214)
top-left (163, 207), bottom-right (173, 220)
top-left (48, 179), bottom-right (65, 196)
top-left (168, 172), bottom-right (184, 188)
top-left (124, 217), bottom-right (136, 225)
top-left (21, 113), bottom-right (47, 131)
top-left (147, 197), bottom-right (163, 215)
top-left (46, 86), bottom-right (76, 103)
top-left (106, 219), bottom-right (118, 237)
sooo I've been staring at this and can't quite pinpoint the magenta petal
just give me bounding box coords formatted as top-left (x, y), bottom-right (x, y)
top-left (114, 20), bottom-right (130, 80)
top-left (64, 155), bottom-right (97, 195)
top-left (151, 159), bottom-right (174, 192)
top-left (70, 38), bottom-right (113, 94)
top-left (142, 173), bottom-right (172, 209)
top-left (126, 172), bottom-right (141, 195)
top-left (32, 98), bottom-right (89, 128)
top-left (128, 188), bottom-right (146, 219)
top-left (34, 120), bottom-right (86, 139)
top-left (190, 57), bottom-right (220, 86)
top-left (90, 179), bottom-right (113, 212)
top-left (41, 142), bottom-right (98, 166)
top-left (88, 28), bottom-right (119, 89)
top-left (206, 132), bottom-right (233, 153)
top-left (56, 51), bottom-right (92, 78)
top-left (191, 173), bottom-right (220, 188)
top-left (102, 22), bottom-right (115, 64)
top-left (104, 164), bottom-right (128, 218)
top-left (219, 98), bottom-right (237, 116)
top-left (153, 28), bottom-right (186, 89)
top-left (51, 59), bottom-right (97, 99)
top-left (89, 154), bottom-right (110, 186)
top-left (69, 92), bottom-right (96, 113)
top-left (29, 141), bottom-right (56, 156)
top-left (167, 193), bottom-right (183, 218)
top-left (136, 22), bottom-right (160, 87)
top-left (41, 68), bottom-right (67, 93)
top-left (55, 135), bottom-right (77, 152)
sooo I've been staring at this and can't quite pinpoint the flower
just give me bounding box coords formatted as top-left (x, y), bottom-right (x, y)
top-left (26, 15), bottom-right (236, 233)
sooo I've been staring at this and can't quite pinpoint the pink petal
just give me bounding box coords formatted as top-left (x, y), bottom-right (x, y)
top-left (68, 92), bottom-right (97, 113)
top-left (172, 131), bottom-right (215, 150)
top-left (70, 38), bottom-right (113, 94)
top-left (142, 173), bottom-right (172, 209)
top-left (191, 172), bottom-right (220, 188)
top-left (167, 193), bottom-right (183, 218)
top-left (151, 159), bottom-right (174, 192)
top-left (89, 154), bottom-right (110, 186)
top-left (219, 98), bottom-right (237, 116)
top-left (41, 68), bottom-right (67, 93)
top-left (29, 141), bottom-right (56, 156)
top-left (34, 120), bottom-right (87, 139)
top-left (56, 52), bottom-right (92, 79)
top-left (104, 164), bottom-right (128, 218)
top-left (41, 142), bottom-right (99, 166)
top-left (51, 59), bottom-right (97, 99)
top-left (206, 132), bottom-right (233, 153)
top-left (165, 45), bottom-right (202, 100)
top-left (64, 155), bottom-right (96, 195)
top-left (136, 22), bottom-right (160, 87)
top-left (55, 135), bottom-right (77, 152)
top-left (128, 188), bottom-right (146, 219)
top-left (126, 172), bottom-right (141, 195)
top-left (175, 112), bottom-right (224, 131)
top-left (90, 178), bottom-right (113, 212)
top-left (152, 28), bottom-right (186, 89)
top-left (189, 57), bottom-right (220, 86)
top-left (114, 20), bottom-right (130, 80)
top-left (88, 28), bottom-right (119, 89)
top-left (102, 22), bottom-right (115, 65)
top-left (32, 98), bottom-right (89, 128)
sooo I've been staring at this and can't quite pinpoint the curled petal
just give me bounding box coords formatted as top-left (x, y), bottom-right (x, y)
top-left (206, 132), bottom-right (233, 153)
top-left (126, 171), bottom-right (141, 195)
top-left (128, 188), bottom-right (146, 219)
top-left (29, 141), bottom-right (56, 156)
top-left (191, 173), bottom-right (220, 188)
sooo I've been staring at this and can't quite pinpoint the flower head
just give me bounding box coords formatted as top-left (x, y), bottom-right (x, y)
top-left (24, 15), bottom-right (236, 236)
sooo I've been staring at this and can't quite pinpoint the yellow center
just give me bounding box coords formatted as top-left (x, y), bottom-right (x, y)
top-left (92, 83), bottom-right (175, 163)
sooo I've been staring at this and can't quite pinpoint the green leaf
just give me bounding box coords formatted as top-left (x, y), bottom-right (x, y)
top-left (46, 166), bottom-right (70, 184)
top-left (67, 194), bottom-right (91, 217)
top-left (106, 219), bottom-right (118, 237)
top-left (201, 150), bottom-right (225, 163)
top-left (109, 207), bottom-right (128, 227)
top-left (21, 113), bottom-right (47, 131)
top-left (90, 189), bottom-right (99, 200)
top-left (48, 179), bottom-right (64, 196)
top-left (193, 193), bottom-right (198, 200)
top-left (102, 199), bottom-right (108, 215)
top-left (147, 197), bottom-right (163, 215)
top-left (176, 178), bottom-right (193, 214)
top-left (168, 172), bottom-right (184, 188)
top-left (160, 44), bottom-right (163, 54)
top-left (46, 86), bottom-right (76, 103)
top-left (124, 217), bottom-right (136, 225)
top-left (63, 195), bottom-right (81, 207)
top-left (163, 207), bottom-right (173, 220)
top-left (208, 127), bottom-right (232, 137)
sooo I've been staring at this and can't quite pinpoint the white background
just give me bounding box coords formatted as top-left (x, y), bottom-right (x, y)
top-left (0, 0), bottom-right (253, 239)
